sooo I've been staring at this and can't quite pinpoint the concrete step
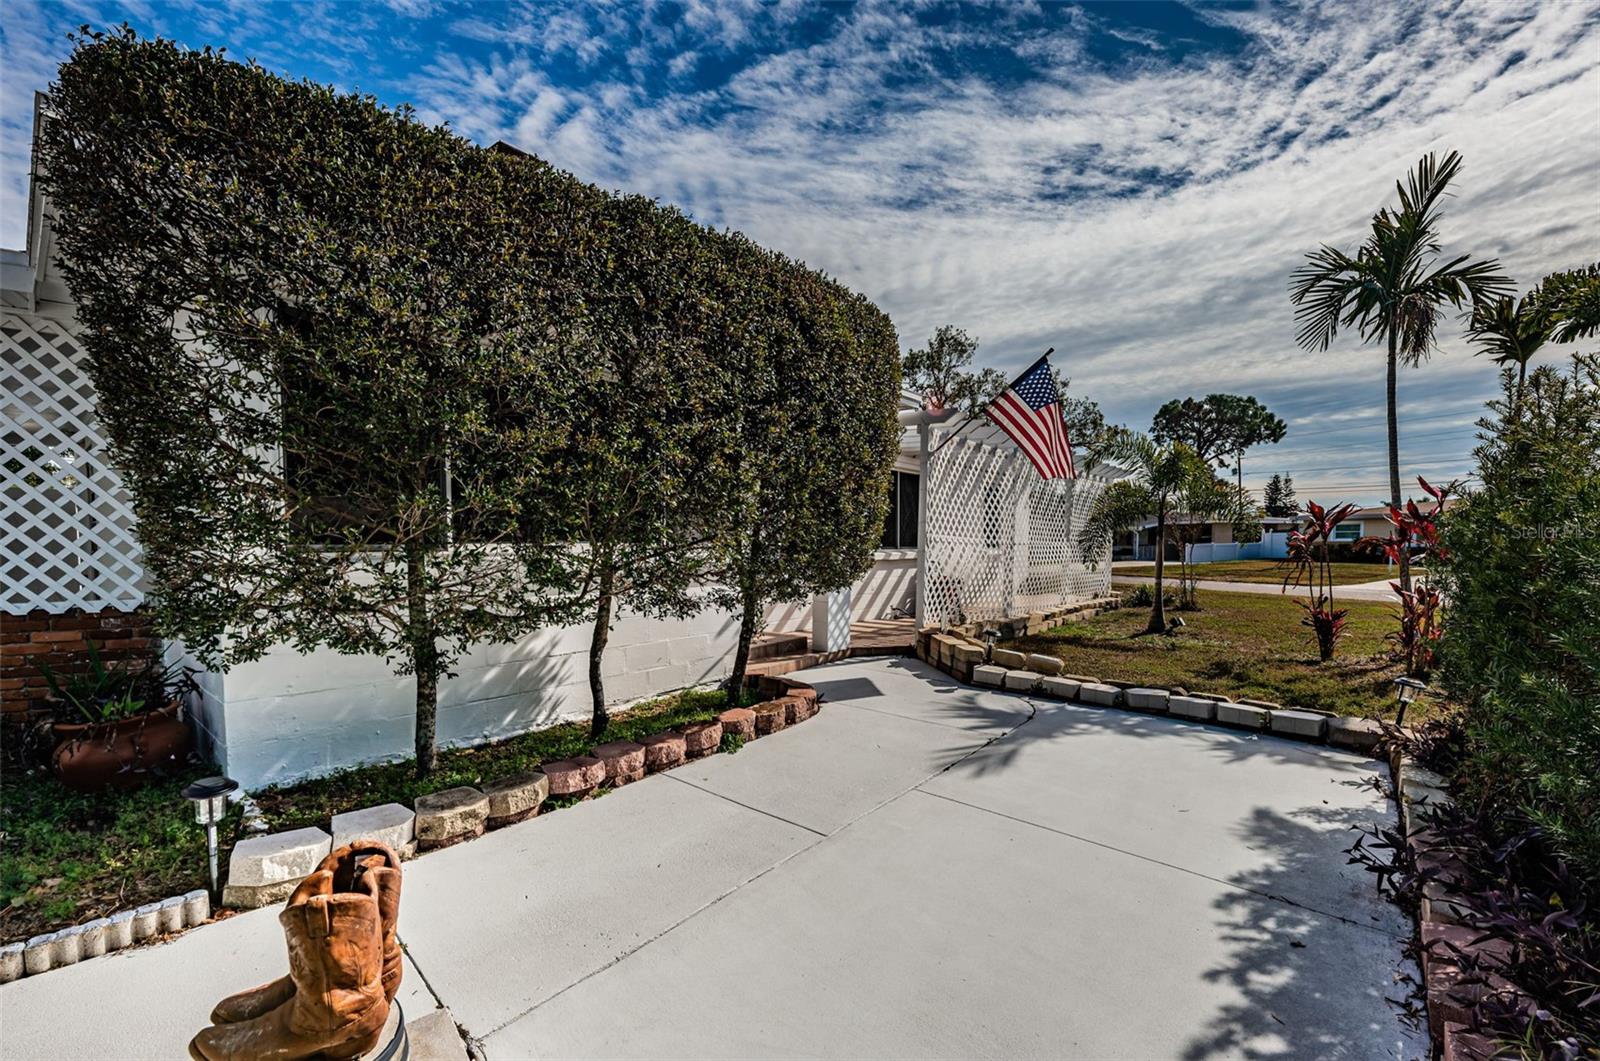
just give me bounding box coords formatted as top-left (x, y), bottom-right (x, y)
top-left (749, 630), bottom-right (809, 661)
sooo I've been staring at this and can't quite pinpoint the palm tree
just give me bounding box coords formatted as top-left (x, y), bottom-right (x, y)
top-left (1466, 291), bottom-right (1549, 409)
top-left (1289, 150), bottom-right (1510, 593)
top-left (1082, 435), bottom-right (1210, 634)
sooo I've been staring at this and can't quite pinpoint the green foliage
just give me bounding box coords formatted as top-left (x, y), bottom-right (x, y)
top-left (707, 236), bottom-right (901, 698)
top-left (39, 31), bottom-right (601, 773)
top-left (1149, 394), bottom-right (1285, 466)
top-left (40, 31), bottom-right (902, 760)
top-left (1081, 435), bottom-right (1214, 631)
top-left (1290, 150), bottom-right (1510, 592)
top-left (1435, 355), bottom-right (1600, 879)
top-left (1533, 263), bottom-right (1600, 343)
top-left (1263, 473), bottom-right (1298, 517)
top-left (40, 640), bottom-right (188, 725)
top-left (900, 325), bottom-right (1005, 412)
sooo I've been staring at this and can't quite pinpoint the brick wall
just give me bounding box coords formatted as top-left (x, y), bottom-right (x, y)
top-left (0, 608), bottom-right (157, 719)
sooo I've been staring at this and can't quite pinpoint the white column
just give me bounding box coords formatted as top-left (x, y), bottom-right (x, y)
top-left (914, 420), bottom-right (931, 625)
top-left (811, 587), bottom-right (852, 652)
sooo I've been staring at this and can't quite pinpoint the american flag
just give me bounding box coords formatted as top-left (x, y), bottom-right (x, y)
top-left (986, 355), bottom-right (1076, 480)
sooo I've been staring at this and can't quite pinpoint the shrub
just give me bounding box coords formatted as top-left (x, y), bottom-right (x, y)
top-left (1435, 355), bottom-right (1600, 881)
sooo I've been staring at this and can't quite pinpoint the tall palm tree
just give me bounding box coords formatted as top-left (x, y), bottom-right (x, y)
top-left (1289, 151), bottom-right (1510, 593)
top-left (1082, 435), bottom-right (1210, 634)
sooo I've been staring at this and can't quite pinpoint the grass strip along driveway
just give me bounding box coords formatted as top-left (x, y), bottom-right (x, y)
top-left (0, 688), bottom-right (743, 944)
top-left (1116, 559), bottom-right (1397, 585)
top-left (1006, 589), bottom-right (1418, 719)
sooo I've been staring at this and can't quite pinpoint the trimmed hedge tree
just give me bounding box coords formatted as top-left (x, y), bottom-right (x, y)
top-left (713, 245), bottom-right (902, 697)
top-left (41, 33), bottom-right (594, 774)
top-left (40, 30), bottom-right (904, 767)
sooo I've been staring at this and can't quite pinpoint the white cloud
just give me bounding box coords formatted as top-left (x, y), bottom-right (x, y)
top-left (4, 0), bottom-right (1597, 501)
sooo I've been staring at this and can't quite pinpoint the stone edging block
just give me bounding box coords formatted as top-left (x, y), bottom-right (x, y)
top-left (1125, 688), bottom-right (1170, 713)
top-left (592, 741), bottom-right (647, 786)
top-left (331, 803), bottom-right (417, 855)
top-left (1167, 695), bottom-right (1215, 721)
top-left (543, 757), bottom-right (607, 798)
top-left (641, 730), bottom-right (689, 770)
top-left (1269, 709), bottom-right (1328, 741)
top-left (483, 771), bottom-right (550, 827)
top-left (717, 707), bottom-right (756, 741)
top-left (1077, 682), bottom-right (1120, 707)
top-left (226, 826), bottom-right (332, 889)
top-left (1037, 676), bottom-right (1080, 700)
top-left (973, 664), bottom-right (1006, 688)
top-left (681, 720), bottom-right (723, 757)
top-left (1326, 716), bottom-right (1383, 753)
top-left (1002, 669), bottom-right (1038, 692)
top-left (751, 701), bottom-right (787, 736)
top-left (414, 787), bottom-right (490, 850)
top-left (1215, 703), bottom-right (1269, 730)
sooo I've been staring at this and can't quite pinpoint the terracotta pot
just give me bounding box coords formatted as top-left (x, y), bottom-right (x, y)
top-left (51, 701), bottom-right (192, 792)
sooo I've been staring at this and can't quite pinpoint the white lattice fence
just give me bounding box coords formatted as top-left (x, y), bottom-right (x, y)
top-left (2, 310), bottom-right (143, 613)
top-left (922, 427), bottom-right (1110, 627)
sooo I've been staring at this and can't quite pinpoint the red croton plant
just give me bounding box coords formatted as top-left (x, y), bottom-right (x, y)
top-left (1281, 499), bottom-right (1360, 661)
top-left (1362, 476), bottom-right (1460, 677)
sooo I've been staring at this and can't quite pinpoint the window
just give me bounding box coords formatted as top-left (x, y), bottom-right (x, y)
top-left (881, 471), bottom-right (920, 549)
top-left (1331, 521), bottom-right (1361, 542)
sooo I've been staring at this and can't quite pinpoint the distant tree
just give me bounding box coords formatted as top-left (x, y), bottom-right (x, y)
top-left (1150, 394), bottom-right (1285, 509)
top-left (1290, 150), bottom-right (1511, 594)
top-left (903, 327), bottom-right (1124, 470)
top-left (1170, 472), bottom-right (1237, 609)
top-left (901, 326), bottom-right (1005, 412)
top-left (1081, 436), bottom-right (1212, 634)
top-left (1150, 394), bottom-right (1284, 466)
top-left (1263, 474), bottom-right (1298, 518)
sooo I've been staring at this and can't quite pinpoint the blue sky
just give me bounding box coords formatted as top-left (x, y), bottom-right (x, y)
top-left (3, 0), bottom-right (1597, 502)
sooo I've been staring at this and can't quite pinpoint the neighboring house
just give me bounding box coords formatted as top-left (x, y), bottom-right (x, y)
top-left (2, 132), bottom-right (1113, 788)
top-left (1114, 515), bottom-right (1301, 562)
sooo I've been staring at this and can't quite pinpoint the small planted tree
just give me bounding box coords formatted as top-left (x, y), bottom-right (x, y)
top-left (1082, 436), bottom-right (1211, 633)
top-left (41, 32), bottom-right (593, 775)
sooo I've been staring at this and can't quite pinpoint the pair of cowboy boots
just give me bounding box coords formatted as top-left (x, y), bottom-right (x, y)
top-left (189, 843), bottom-right (403, 1061)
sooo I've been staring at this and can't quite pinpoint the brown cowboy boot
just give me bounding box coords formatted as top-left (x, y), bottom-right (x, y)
top-left (188, 869), bottom-right (389, 1060)
top-left (210, 842), bottom-right (403, 1024)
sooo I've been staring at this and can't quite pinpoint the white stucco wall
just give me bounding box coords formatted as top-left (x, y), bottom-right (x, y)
top-left (764, 551), bottom-right (918, 633)
top-left (190, 604), bottom-right (738, 790)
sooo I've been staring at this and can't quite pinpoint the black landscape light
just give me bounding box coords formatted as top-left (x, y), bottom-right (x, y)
top-left (1392, 676), bottom-right (1427, 727)
top-left (182, 776), bottom-right (239, 901)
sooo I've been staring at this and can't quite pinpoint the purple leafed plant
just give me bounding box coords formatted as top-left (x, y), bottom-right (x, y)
top-left (1361, 477), bottom-right (1460, 677)
top-left (1281, 499), bottom-right (1358, 661)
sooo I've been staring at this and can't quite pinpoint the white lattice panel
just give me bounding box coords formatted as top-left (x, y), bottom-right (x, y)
top-left (922, 426), bottom-right (1110, 627)
top-left (3, 310), bottom-right (143, 613)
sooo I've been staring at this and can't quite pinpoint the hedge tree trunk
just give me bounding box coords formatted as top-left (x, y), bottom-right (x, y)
top-left (406, 543), bottom-right (440, 779)
top-left (588, 563), bottom-right (616, 738)
top-left (726, 573), bottom-right (760, 706)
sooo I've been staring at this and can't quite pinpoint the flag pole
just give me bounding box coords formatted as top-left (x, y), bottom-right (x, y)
top-left (927, 347), bottom-right (1053, 458)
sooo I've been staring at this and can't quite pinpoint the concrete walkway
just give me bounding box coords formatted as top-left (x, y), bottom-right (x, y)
top-left (0, 658), bottom-right (1424, 1059)
top-left (1113, 574), bottom-right (1402, 601)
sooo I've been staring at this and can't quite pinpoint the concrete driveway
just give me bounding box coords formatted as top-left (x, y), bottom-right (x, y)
top-left (0, 657), bottom-right (1424, 1059)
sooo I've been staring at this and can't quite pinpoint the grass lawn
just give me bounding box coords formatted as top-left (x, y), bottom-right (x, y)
top-left (1006, 588), bottom-right (1423, 719)
top-left (1116, 559), bottom-right (1397, 585)
top-left (1, 685), bottom-right (745, 943)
